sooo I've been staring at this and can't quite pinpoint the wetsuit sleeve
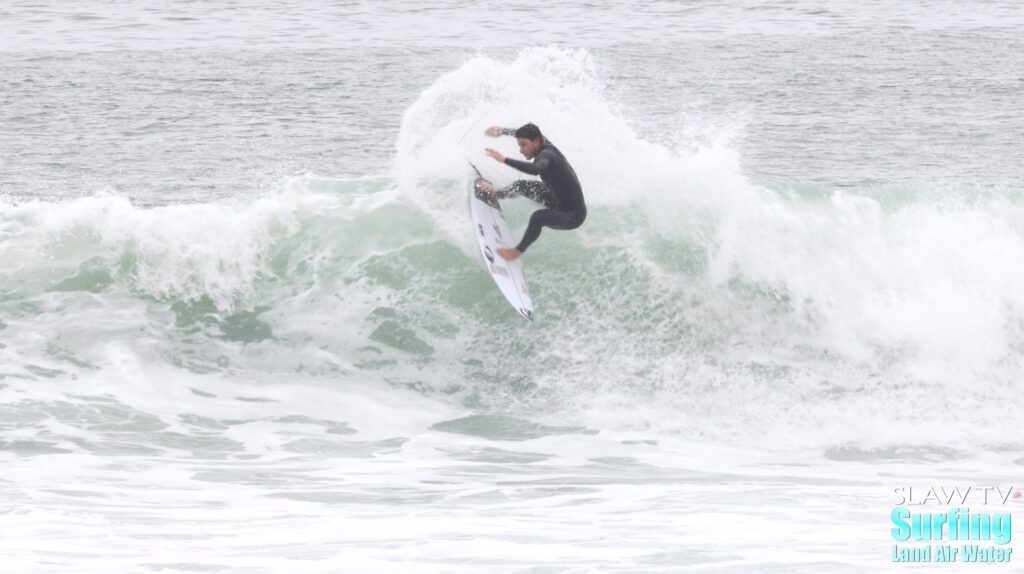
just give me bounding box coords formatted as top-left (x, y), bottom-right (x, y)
top-left (496, 180), bottom-right (555, 208)
top-left (504, 152), bottom-right (550, 176)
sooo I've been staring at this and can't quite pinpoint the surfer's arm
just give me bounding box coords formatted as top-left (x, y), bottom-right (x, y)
top-left (504, 152), bottom-right (550, 176)
top-left (494, 183), bottom-right (516, 199)
top-left (496, 180), bottom-right (556, 209)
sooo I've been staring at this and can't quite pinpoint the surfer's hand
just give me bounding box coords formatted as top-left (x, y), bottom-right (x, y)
top-left (485, 148), bottom-right (505, 162)
top-left (485, 126), bottom-right (503, 137)
top-left (475, 179), bottom-right (496, 195)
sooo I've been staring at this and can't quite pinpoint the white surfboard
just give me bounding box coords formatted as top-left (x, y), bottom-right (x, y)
top-left (467, 165), bottom-right (534, 321)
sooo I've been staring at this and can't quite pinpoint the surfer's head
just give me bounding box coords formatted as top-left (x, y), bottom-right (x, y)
top-left (514, 123), bottom-right (543, 159)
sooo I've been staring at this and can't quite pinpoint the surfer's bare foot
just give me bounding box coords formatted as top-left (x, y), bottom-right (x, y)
top-left (475, 179), bottom-right (496, 194)
top-left (497, 247), bottom-right (522, 261)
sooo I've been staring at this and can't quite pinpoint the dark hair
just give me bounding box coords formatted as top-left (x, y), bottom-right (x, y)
top-left (514, 123), bottom-right (542, 141)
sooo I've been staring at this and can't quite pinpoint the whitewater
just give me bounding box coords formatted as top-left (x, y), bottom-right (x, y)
top-left (2, 2), bottom-right (1024, 572)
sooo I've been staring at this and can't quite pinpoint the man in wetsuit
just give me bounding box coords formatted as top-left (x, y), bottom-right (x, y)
top-left (478, 123), bottom-right (586, 261)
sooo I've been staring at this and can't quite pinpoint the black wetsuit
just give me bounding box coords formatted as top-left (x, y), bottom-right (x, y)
top-left (495, 129), bottom-right (586, 253)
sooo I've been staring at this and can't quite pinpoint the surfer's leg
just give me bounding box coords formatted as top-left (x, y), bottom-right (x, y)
top-left (496, 180), bottom-right (556, 209)
top-left (515, 208), bottom-right (586, 253)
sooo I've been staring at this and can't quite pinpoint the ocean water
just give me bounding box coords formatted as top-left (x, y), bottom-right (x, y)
top-left (3, 2), bottom-right (1024, 572)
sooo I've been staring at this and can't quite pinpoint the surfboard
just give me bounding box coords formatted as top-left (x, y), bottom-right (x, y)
top-left (467, 164), bottom-right (534, 321)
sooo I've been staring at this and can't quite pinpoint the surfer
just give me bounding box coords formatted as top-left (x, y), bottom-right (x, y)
top-left (479, 123), bottom-right (586, 261)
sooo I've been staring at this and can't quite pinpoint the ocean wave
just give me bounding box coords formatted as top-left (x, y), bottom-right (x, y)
top-left (4, 47), bottom-right (1024, 450)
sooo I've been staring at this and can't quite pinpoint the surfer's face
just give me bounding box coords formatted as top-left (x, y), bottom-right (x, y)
top-left (517, 137), bottom-right (542, 159)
